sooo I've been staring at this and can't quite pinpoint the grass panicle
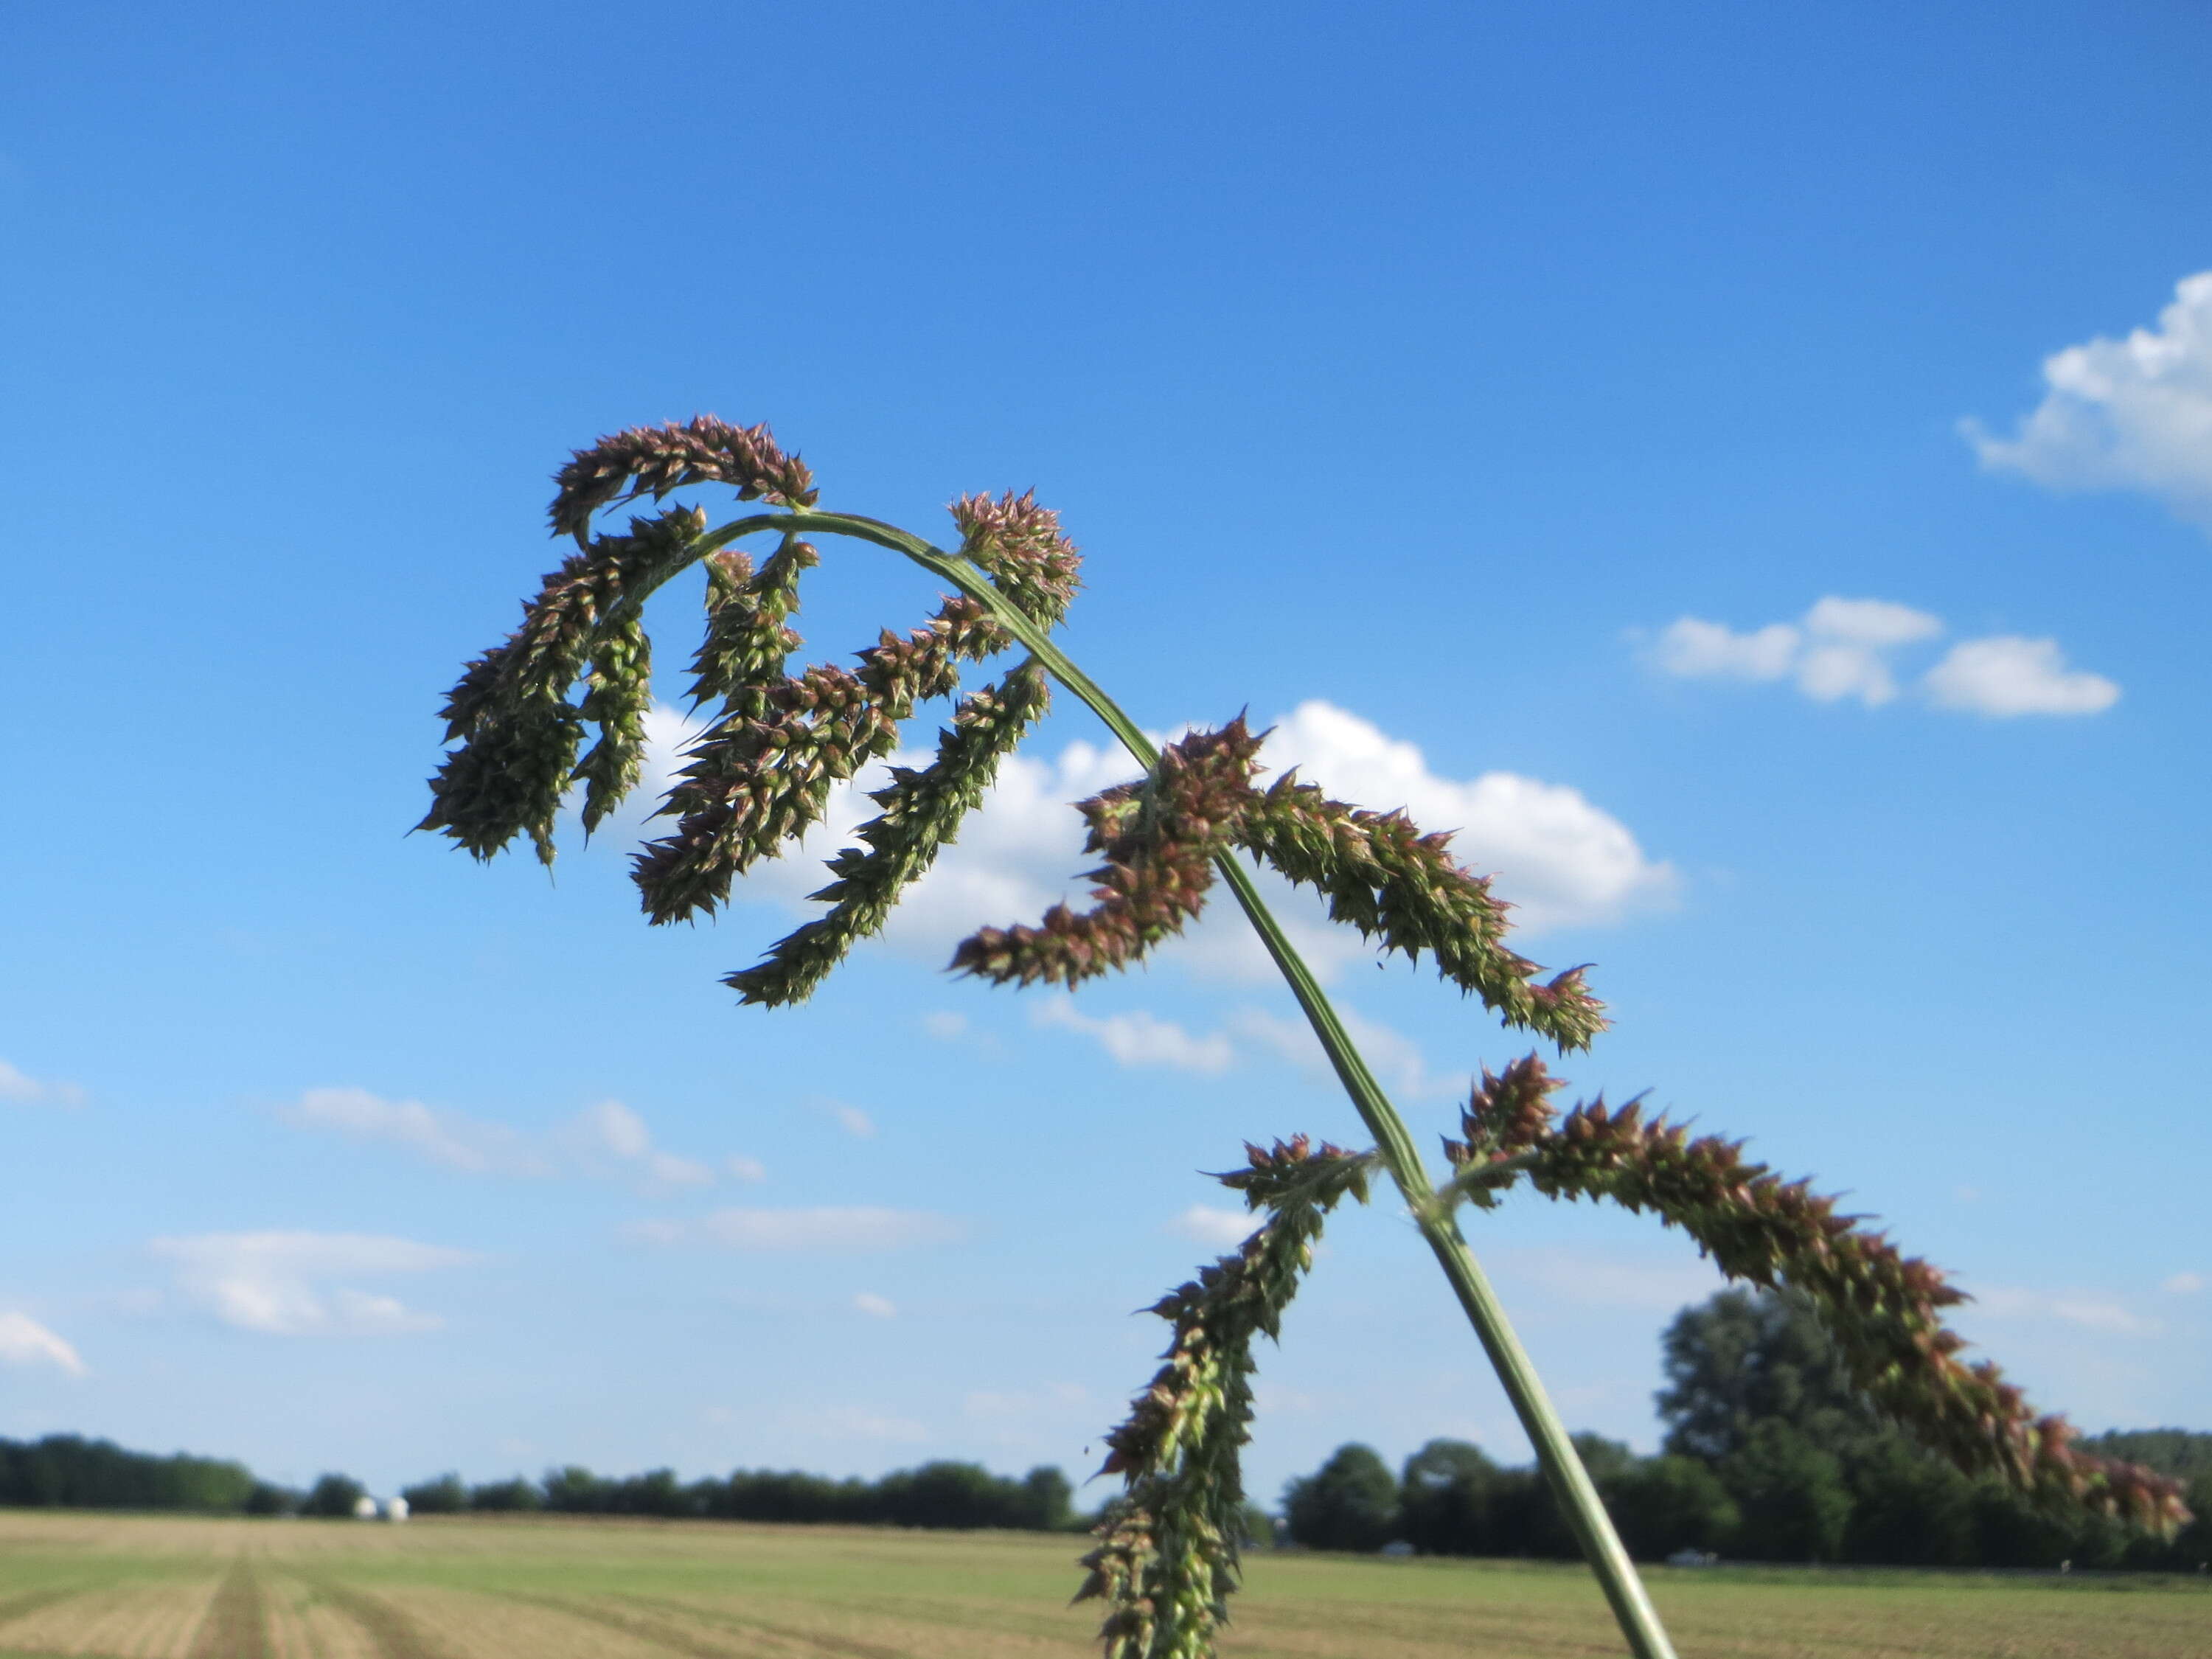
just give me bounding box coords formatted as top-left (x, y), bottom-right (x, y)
top-left (1077, 1138), bottom-right (1374, 1659)
top-left (419, 506), bottom-right (704, 863)
top-left (633, 584), bottom-right (1031, 928)
top-left (426, 412), bottom-right (2191, 1659)
top-left (952, 490), bottom-right (1082, 626)
top-left (688, 536), bottom-right (818, 713)
top-left (951, 720), bottom-right (1265, 987)
top-left (552, 415), bottom-right (818, 544)
top-left (1441, 1055), bottom-right (2190, 1537)
top-left (726, 661), bottom-right (1051, 1006)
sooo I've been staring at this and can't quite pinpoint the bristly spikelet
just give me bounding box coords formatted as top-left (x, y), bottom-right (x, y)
top-left (574, 619), bottom-right (651, 836)
top-left (1077, 1138), bottom-right (1374, 1659)
top-left (950, 490), bottom-right (1082, 625)
top-left (552, 416), bottom-right (818, 544)
top-left (1438, 1055), bottom-right (1568, 1206)
top-left (689, 538), bottom-right (818, 713)
top-left (951, 720), bottom-right (1265, 987)
top-left (1441, 1061), bottom-right (2191, 1538)
top-left (633, 585), bottom-right (1029, 931)
top-left (725, 661), bottom-right (1051, 1006)
top-left (956, 718), bottom-right (1604, 1051)
top-left (1239, 776), bottom-right (1606, 1051)
top-left (420, 507), bottom-right (704, 863)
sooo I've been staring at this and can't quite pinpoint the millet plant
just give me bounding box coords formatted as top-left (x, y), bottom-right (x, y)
top-left (422, 416), bottom-right (2188, 1659)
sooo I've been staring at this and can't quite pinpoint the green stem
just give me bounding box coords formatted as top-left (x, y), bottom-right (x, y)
top-left (699, 507), bottom-right (1678, 1659)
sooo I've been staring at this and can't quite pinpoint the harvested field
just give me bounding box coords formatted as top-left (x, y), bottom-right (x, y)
top-left (0, 1512), bottom-right (2203, 1658)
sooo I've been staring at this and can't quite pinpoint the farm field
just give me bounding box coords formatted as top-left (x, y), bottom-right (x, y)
top-left (0, 1512), bottom-right (2204, 1659)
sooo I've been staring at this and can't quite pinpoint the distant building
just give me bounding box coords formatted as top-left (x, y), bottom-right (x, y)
top-left (1666, 1548), bottom-right (1718, 1568)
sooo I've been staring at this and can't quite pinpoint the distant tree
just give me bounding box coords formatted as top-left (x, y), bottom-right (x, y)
top-left (1658, 1290), bottom-right (1876, 1464)
top-left (876, 1461), bottom-right (1034, 1530)
top-left (1603, 1455), bottom-right (1739, 1561)
top-left (1717, 1422), bottom-right (1850, 1562)
top-left (400, 1473), bottom-right (468, 1515)
top-left (1283, 1444), bottom-right (1398, 1553)
top-left (541, 1465), bottom-right (610, 1513)
top-left (0, 1435), bottom-right (256, 1512)
top-left (468, 1475), bottom-right (543, 1512)
top-left (1843, 1433), bottom-right (1976, 1566)
top-left (303, 1473), bottom-right (366, 1519)
top-left (243, 1481), bottom-right (298, 1517)
top-left (1398, 1439), bottom-right (1499, 1557)
top-left (1017, 1466), bottom-right (1073, 1531)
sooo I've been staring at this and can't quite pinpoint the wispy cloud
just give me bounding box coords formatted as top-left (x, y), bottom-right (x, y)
top-left (1031, 999), bottom-right (1236, 1074)
top-left (627, 1207), bottom-right (964, 1253)
top-left (0, 1312), bottom-right (86, 1376)
top-left (150, 1231), bottom-right (478, 1336)
top-left (1964, 271), bottom-right (2212, 533)
top-left (0, 1060), bottom-right (86, 1108)
top-left (1646, 595), bottom-right (2118, 717)
top-left (281, 1087), bottom-right (744, 1194)
top-left (282, 1086), bottom-right (543, 1175)
top-left (1974, 1284), bottom-right (2161, 1337)
top-left (2160, 1272), bottom-right (2202, 1295)
top-left (557, 1099), bottom-right (715, 1189)
top-left (852, 1292), bottom-right (897, 1318)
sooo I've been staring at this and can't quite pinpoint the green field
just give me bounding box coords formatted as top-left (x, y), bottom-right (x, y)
top-left (0, 1512), bottom-right (2204, 1658)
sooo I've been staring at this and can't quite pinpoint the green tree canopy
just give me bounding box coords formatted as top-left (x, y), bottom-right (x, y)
top-left (1284, 1443), bottom-right (1399, 1553)
top-left (1657, 1289), bottom-right (1877, 1463)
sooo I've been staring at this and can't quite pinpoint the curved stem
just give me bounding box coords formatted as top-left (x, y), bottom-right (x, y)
top-left (700, 507), bottom-right (1678, 1659)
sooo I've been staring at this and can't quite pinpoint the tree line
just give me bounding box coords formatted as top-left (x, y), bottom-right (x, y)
top-left (1284, 1289), bottom-right (2212, 1571)
top-left (394, 1461), bottom-right (1076, 1531)
top-left (0, 1434), bottom-right (1075, 1534)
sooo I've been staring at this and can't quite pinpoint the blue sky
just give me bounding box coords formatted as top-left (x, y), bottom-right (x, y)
top-left (3, 3), bottom-right (2208, 1507)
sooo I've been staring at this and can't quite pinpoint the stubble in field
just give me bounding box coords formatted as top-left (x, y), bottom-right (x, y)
top-left (0, 1512), bottom-right (2203, 1659)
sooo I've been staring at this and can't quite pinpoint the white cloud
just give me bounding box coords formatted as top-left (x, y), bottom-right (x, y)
top-left (282, 1087), bottom-right (543, 1175)
top-left (1649, 597), bottom-right (2117, 717)
top-left (0, 1312), bottom-right (86, 1376)
top-left (1652, 618), bottom-right (1800, 681)
top-left (726, 1155), bottom-right (768, 1183)
top-left (149, 1232), bottom-right (476, 1336)
top-left (560, 1099), bottom-right (714, 1189)
top-left (1653, 596), bottom-right (1942, 708)
top-left (1031, 999), bottom-right (1236, 1074)
top-left (1964, 271), bottom-right (2212, 531)
top-left (282, 1087), bottom-right (725, 1193)
top-left (1923, 636), bottom-right (2121, 717)
top-left (921, 1011), bottom-right (969, 1041)
top-left (1167, 1205), bottom-right (1258, 1249)
top-left (0, 1060), bottom-right (86, 1107)
top-left (852, 1292), bottom-right (897, 1318)
top-left (2162, 1272), bottom-right (2204, 1295)
top-left (628, 1207), bottom-right (963, 1253)
top-left (829, 1103), bottom-right (877, 1139)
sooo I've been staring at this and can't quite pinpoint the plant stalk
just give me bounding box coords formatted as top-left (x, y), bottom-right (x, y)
top-left (692, 508), bottom-right (1678, 1659)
